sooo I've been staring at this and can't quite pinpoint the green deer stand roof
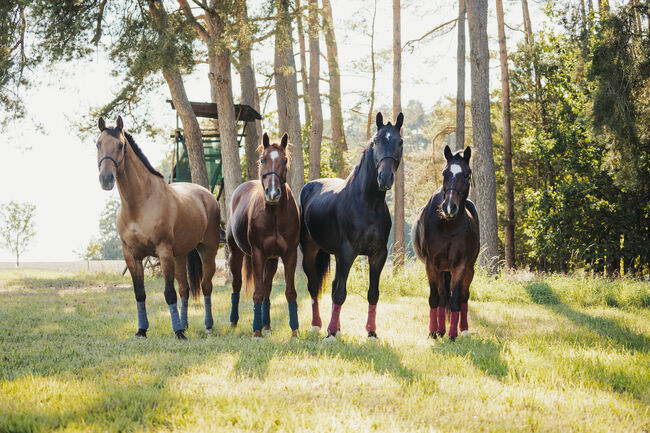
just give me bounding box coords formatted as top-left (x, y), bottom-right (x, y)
top-left (167, 100), bottom-right (261, 199)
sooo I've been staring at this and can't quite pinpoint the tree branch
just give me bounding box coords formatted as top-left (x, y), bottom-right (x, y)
top-left (177, 0), bottom-right (210, 42)
top-left (403, 18), bottom-right (458, 52)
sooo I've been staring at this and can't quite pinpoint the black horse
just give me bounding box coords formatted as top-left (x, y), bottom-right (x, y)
top-left (411, 145), bottom-right (479, 340)
top-left (300, 112), bottom-right (404, 341)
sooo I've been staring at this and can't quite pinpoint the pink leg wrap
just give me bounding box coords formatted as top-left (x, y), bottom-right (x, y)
top-left (437, 307), bottom-right (446, 335)
top-left (429, 308), bottom-right (436, 333)
top-left (328, 304), bottom-right (341, 335)
top-left (365, 304), bottom-right (377, 333)
top-left (460, 302), bottom-right (469, 331)
top-left (311, 298), bottom-right (322, 328)
top-left (449, 311), bottom-right (459, 338)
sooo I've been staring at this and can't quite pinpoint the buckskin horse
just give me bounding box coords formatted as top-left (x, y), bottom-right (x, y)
top-left (411, 145), bottom-right (479, 341)
top-left (300, 112), bottom-right (404, 341)
top-left (227, 133), bottom-right (301, 338)
top-left (95, 116), bottom-right (220, 340)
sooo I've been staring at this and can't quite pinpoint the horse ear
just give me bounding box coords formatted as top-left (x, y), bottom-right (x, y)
top-left (116, 115), bottom-right (124, 131)
top-left (281, 132), bottom-right (289, 149)
top-left (463, 146), bottom-right (471, 163)
top-left (376, 112), bottom-right (384, 130)
top-left (444, 145), bottom-right (453, 161)
top-left (263, 132), bottom-right (270, 148)
top-left (98, 117), bottom-right (105, 132)
top-left (395, 112), bottom-right (404, 130)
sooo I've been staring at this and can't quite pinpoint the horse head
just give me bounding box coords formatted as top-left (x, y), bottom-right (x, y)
top-left (259, 132), bottom-right (290, 204)
top-left (372, 111), bottom-right (404, 191)
top-left (96, 116), bottom-right (127, 191)
top-left (441, 145), bottom-right (472, 219)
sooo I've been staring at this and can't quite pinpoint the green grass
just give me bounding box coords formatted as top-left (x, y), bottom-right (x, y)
top-left (1, 266), bottom-right (649, 432)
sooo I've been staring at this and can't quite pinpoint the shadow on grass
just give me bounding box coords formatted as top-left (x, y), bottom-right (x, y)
top-left (524, 282), bottom-right (650, 353)
top-left (433, 336), bottom-right (509, 379)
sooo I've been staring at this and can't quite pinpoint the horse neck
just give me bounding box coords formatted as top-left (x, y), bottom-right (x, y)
top-left (348, 146), bottom-right (386, 207)
top-left (116, 141), bottom-right (162, 208)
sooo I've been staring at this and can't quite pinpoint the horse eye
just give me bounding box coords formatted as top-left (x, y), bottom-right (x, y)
top-left (260, 158), bottom-right (266, 164)
top-left (118, 143), bottom-right (123, 150)
top-left (399, 139), bottom-right (403, 146)
top-left (283, 158), bottom-right (288, 165)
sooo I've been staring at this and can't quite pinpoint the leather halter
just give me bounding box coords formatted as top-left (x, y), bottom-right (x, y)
top-left (98, 139), bottom-right (127, 170)
top-left (375, 154), bottom-right (400, 170)
top-left (261, 171), bottom-right (286, 186)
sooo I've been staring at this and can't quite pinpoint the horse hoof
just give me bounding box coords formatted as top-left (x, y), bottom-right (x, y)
top-left (460, 330), bottom-right (470, 338)
top-left (135, 329), bottom-right (147, 338)
top-left (205, 327), bottom-right (213, 333)
top-left (322, 332), bottom-right (338, 343)
top-left (230, 322), bottom-right (237, 328)
top-left (252, 330), bottom-right (263, 339)
top-left (436, 331), bottom-right (445, 339)
top-left (175, 330), bottom-right (187, 340)
top-left (309, 326), bottom-right (321, 334)
top-left (291, 330), bottom-right (299, 338)
top-left (367, 331), bottom-right (378, 341)
top-left (428, 332), bottom-right (437, 340)
top-left (449, 336), bottom-right (456, 342)
top-left (263, 328), bottom-right (273, 336)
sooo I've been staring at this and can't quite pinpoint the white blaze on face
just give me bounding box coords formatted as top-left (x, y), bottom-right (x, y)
top-left (266, 150), bottom-right (280, 194)
top-left (270, 150), bottom-right (279, 160)
top-left (449, 163), bottom-right (462, 177)
top-left (386, 132), bottom-right (391, 140)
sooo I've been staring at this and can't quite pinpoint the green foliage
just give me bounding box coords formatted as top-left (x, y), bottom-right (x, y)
top-left (98, 198), bottom-right (123, 260)
top-left (0, 1), bottom-right (31, 126)
top-left (74, 239), bottom-right (102, 269)
top-left (0, 201), bottom-right (36, 267)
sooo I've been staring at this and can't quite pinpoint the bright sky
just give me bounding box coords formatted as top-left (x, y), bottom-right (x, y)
top-left (0, 0), bottom-right (542, 262)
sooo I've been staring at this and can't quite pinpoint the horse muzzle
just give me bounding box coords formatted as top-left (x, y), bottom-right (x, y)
top-left (264, 187), bottom-right (281, 204)
top-left (442, 200), bottom-right (459, 219)
top-left (99, 173), bottom-right (115, 191)
top-left (377, 171), bottom-right (395, 191)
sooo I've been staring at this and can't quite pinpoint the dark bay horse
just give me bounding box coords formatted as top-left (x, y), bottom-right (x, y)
top-left (301, 112), bottom-right (404, 341)
top-left (227, 133), bottom-right (301, 338)
top-left (96, 116), bottom-right (220, 340)
top-left (411, 145), bottom-right (479, 340)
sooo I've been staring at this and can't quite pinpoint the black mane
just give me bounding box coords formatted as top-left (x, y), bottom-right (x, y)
top-left (346, 141), bottom-right (375, 184)
top-left (123, 130), bottom-right (164, 178)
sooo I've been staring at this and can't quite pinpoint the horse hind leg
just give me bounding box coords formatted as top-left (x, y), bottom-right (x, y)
top-left (366, 248), bottom-right (387, 340)
top-left (174, 256), bottom-right (190, 331)
top-left (460, 267), bottom-right (475, 337)
top-left (197, 244), bottom-right (218, 331)
top-left (283, 249), bottom-right (299, 337)
top-left (324, 246), bottom-right (354, 341)
top-left (302, 243), bottom-right (328, 332)
top-left (425, 262), bottom-right (441, 339)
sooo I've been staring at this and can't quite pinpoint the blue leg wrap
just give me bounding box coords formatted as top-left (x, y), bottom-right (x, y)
top-left (252, 303), bottom-right (263, 331)
top-left (136, 301), bottom-right (149, 330)
top-left (204, 296), bottom-right (214, 329)
top-left (169, 303), bottom-right (182, 333)
top-left (180, 298), bottom-right (189, 330)
top-left (288, 301), bottom-right (299, 331)
top-left (230, 292), bottom-right (240, 324)
top-left (262, 297), bottom-right (271, 328)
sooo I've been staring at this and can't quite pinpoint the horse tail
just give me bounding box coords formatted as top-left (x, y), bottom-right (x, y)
top-left (186, 249), bottom-right (202, 299)
top-left (444, 271), bottom-right (451, 318)
top-left (242, 254), bottom-right (254, 298)
top-left (314, 249), bottom-right (331, 297)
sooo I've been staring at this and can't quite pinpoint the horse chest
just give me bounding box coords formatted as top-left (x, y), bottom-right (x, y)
top-left (121, 222), bottom-right (157, 255)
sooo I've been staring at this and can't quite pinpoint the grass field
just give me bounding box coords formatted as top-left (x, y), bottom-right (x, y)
top-left (1, 264), bottom-right (649, 432)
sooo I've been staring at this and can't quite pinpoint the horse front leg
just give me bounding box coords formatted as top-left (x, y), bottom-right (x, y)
top-left (174, 256), bottom-right (190, 331)
top-left (425, 261), bottom-right (445, 339)
top-left (325, 244), bottom-right (354, 341)
top-left (447, 267), bottom-right (467, 341)
top-left (227, 233), bottom-right (244, 327)
top-left (459, 266), bottom-right (475, 337)
top-left (283, 249), bottom-right (299, 337)
top-left (262, 258), bottom-right (278, 335)
top-left (124, 246), bottom-right (147, 338)
top-left (366, 248), bottom-right (387, 340)
top-left (158, 244), bottom-right (185, 340)
top-left (251, 249), bottom-right (266, 339)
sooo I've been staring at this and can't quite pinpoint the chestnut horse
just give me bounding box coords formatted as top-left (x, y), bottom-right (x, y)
top-left (411, 145), bottom-right (479, 340)
top-left (227, 133), bottom-right (300, 338)
top-left (301, 112), bottom-right (403, 341)
top-left (96, 116), bottom-right (220, 340)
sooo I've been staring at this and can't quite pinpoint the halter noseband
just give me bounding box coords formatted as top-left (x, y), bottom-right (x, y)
top-left (261, 171), bottom-right (286, 186)
top-left (442, 169), bottom-right (472, 196)
top-left (98, 140), bottom-right (127, 170)
top-left (375, 155), bottom-right (400, 170)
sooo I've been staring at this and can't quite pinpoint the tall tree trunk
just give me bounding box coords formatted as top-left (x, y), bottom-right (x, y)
top-left (296, 0), bottom-right (312, 129)
top-left (467, 0), bottom-right (499, 271)
top-left (496, 0), bottom-right (515, 269)
top-left (207, 10), bottom-right (242, 213)
top-left (366, 0), bottom-right (378, 142)
top-left (393, 0), bottom-right (405, 270)
top-left (236, 0), bottom-right (263, 181)
top-left (275, 0), bottom-right (305, 194)
top-left (456, 0), bottom-right (466, 152)
top-left (308, 0), bottom-right (323, 181)
top-left (322, 0), bottom-right (347, 177)
top-left (151, 1), bottom-right (209, 189)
